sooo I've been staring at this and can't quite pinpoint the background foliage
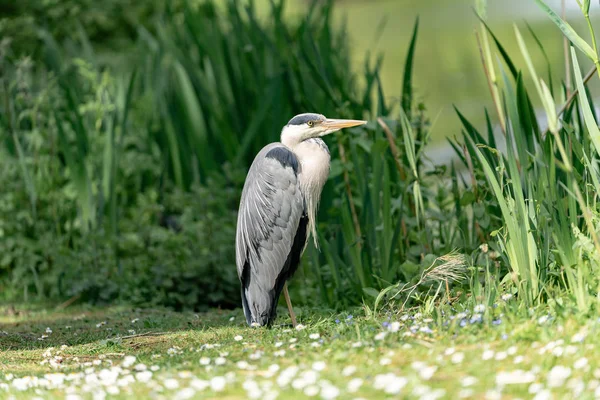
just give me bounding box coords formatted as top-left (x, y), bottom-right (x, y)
top-left (2, 0), bottom-right (600, 316)
top-left (2, 0), bottom-right (455, 310)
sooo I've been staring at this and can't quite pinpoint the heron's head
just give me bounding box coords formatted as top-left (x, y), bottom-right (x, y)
top-left (281, 113), bottom-right (367, 147)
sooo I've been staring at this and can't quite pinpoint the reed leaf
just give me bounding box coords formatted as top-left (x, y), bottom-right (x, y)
top-left (534, 0), bottom-right (597, 62)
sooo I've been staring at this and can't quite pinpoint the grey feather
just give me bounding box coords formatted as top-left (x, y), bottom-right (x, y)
top-left (236, 143), bottom-right (306, 326)
top-left (286, 113), bottom-right (324, 126)
top-left (305, 138), bottom-right (330, 155)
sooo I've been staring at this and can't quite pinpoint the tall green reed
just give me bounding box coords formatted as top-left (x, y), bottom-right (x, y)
top-left (309, 18), bottom-right (484, 309)
top-left (138, 0), bottom-right (366, 189)
top-left (451, 0), bottom-right (600, 311)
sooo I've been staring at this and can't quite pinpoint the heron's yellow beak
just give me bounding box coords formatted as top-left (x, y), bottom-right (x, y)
top-left (322, 118), bottom-right (367, 130)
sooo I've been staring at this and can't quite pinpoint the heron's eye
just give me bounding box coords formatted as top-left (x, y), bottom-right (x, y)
top-left (307, 121), bottom-right (314, 127)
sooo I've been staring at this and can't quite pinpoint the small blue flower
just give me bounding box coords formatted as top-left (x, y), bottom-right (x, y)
top-left (469, 314), bottom-right (482, 324)
top-left (382, 321), bottom-right (390, 328)
top-left (492, 319), bottom-right (502, 326)
top-left (335, 319), bottom-right (340, 324)
top-left (502, 333), bottom-right (508, 340)
top-left (347, 315), bottom-right (353, 320)
top-left (459, 319), bottom-right (467, 327)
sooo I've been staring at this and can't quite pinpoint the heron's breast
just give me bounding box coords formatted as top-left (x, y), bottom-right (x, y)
top-left (295, 140), bottom-right (331, 194)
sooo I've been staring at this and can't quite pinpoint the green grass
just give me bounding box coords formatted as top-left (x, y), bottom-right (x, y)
top-left (1, 304), bottom-right (599, 398)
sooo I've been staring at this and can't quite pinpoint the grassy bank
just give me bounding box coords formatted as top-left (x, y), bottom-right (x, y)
top-left (1, 304), bottom-right (598, 399)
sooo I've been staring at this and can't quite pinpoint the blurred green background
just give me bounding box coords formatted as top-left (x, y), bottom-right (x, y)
top-left (327, 0), bottom-right (598, 142)
top-left (264, 0), bottom-right (598, 142)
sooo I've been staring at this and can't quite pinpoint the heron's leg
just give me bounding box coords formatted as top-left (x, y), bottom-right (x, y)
top-left (283, 282), bottom-right (297, 327)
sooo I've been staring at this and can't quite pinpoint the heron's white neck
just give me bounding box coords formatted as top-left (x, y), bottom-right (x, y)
top-left (284, 138), bottom-right (330, 247)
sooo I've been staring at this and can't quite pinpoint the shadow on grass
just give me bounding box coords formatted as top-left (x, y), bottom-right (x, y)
top-left (0, 303), bottom-right (242, 351)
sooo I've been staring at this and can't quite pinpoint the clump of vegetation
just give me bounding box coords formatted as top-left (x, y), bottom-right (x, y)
top-left (448, 0), bottom-right (600, 313)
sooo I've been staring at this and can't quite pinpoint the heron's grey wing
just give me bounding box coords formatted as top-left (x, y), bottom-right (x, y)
top-left (235, 143), bottom-right (305, 325)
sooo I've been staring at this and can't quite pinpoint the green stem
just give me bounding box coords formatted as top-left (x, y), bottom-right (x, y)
top-left (585, 15), bottom-right (597, 52)
top-left (584, 13), bottom-right (600, 80)
top-left (553, 131), bottom-right (572, 172)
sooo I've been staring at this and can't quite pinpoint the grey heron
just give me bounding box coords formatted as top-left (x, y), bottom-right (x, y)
top-left (236, 113), bottom-right (367, 327)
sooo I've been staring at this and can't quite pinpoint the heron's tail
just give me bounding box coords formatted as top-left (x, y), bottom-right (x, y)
top-left (241, 282), bottom-right (283, 327)
top-left (241, 286), bottom-right (253, 326)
